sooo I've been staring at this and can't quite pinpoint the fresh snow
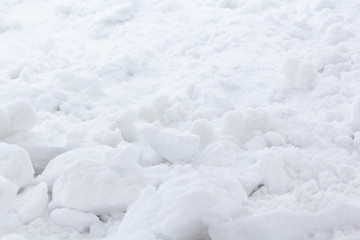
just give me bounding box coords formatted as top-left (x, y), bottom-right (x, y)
top-left (1, 0), bottom-right (360, 239)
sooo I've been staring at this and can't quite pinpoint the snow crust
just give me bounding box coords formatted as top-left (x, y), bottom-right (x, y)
top-left (1, 0), bottom-right (360, 239)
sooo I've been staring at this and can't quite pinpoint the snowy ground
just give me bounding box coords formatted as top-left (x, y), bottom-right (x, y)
top-left (1, 0), bottom-right (360, 239)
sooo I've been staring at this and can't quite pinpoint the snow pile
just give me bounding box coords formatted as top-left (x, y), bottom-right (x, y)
top-left (1, 0), bottom-right (360, 239)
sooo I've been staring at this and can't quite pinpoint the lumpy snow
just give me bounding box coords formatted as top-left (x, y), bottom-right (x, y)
top-left (1, 0), bottom-right (360, 239)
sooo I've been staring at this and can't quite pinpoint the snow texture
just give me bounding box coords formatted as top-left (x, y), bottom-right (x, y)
top-left (1, 0), bottom-right (360, 239)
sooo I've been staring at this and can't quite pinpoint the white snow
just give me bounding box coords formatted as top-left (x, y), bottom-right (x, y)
top-left (0, 176), bottom-right (18, 215)
top-left (50, 208), bottom-right (99, 228)
top-left (116, 172), bottom-right (247, 240)
top-left (141, 123), bottom-right (200, 163)
top-left (0, 143), bottom-right (34, 188)
top-left (13, 182), bottom-right (48, 224)
top-left (51, 159), bottom-right (141, 214)
top-left (0, 100), bottom-right (37, 138)
top-left (1, 0), bottom-right (360, 239)
top-left (221, 110), bottom-right (246, 141)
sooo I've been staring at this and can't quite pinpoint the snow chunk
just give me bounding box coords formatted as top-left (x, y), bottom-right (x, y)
top-left (0, 143), bottom-right (34, 188)
top-left (46, 145), bottom-right (142, 214)
top-left (191, 119), bottom-right (215, 149)
top-left (117, 109), bottom-right (138, 142)
top-left (52, 160), bottom-right (143, 214)
top-left (221, 111), bottom-right (245, 141)
top-left (40, 145), bottom-right (113, 187)
top-left (15, 182), bottom-right (48, 224)
top-left (283, 57), bottom-right (317, 90)
top-left (0, 176), bottom-right (18, 214)
top-left (5, 132), bottom-right (66, 173)
top-left (34, 93), bottom-right (59, 112)
top-left (261, 155), bottom-right (292, 194)
top-left (5, 99), bottom-right (38, 132)
top-left (138, 145), bottom-right (163, 167)
top-left (51, 208), bottom-right (99, 228)
top-left (222, 108), bottom-right (271, 140)
top-left (152, 94), bottom-right (169, 116)
top-left (264, 131), bottom-right (286, 147)
top-left (0, 99), bottom-right (38, 138)
top-left (117, 173), bottom-right (247, 240)
top-left (141, 124), bottom-right (200, 163)
top-left (8, 62), bottom-right (27, 79)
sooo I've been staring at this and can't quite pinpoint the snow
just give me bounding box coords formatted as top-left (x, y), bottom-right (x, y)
top-left (221, 110), bottom-right (246, 141)
top-left (50, 208), bottom-right (99, 228)
top-left (0, 176), bottom-right (18, 215)
top-left (51, 159), bottom-right (142, 214)
top-left (0, 100), bottom-right (37, 138)
top-left (116, 172), bottom-right (247, 240)
top-left (13, 182), bottom-right (48, 224)
top-left (0, 143), bottom-right (34, 188)
top-left (0, 234), bottom-right (26, 240)
top-left (1, 0), bottom-right (360, 239)
top-left (190, 119), bottom-right (215, 149)
top-left (141, 123), bottom-right (200, 163)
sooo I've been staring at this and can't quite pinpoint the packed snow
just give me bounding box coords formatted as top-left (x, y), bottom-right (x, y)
top-left (1, 0), bottom-right (360, 239)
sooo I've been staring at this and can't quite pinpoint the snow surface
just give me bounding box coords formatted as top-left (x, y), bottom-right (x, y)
top-left (1, 0), bottom-right (360, 239)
